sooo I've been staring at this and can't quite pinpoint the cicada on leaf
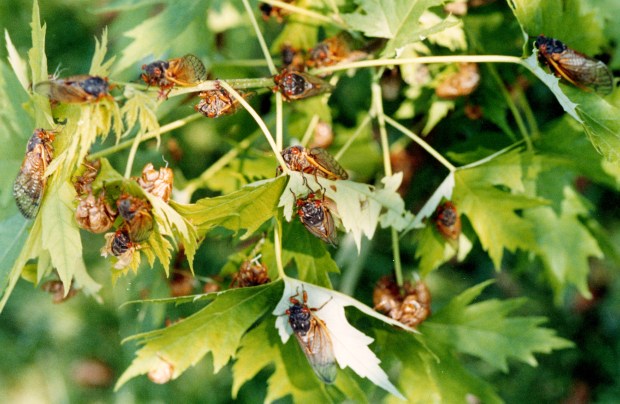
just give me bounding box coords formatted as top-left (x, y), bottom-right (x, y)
top-left (13, 128), bottom-right (55, 219)
top-left (286, 288), bottom-right (337, 384)
top-left (535, 35), bottom-right (613, 95)
top-left (433, 201), bottom-right (461, 241)
top-left (294, 189), bottom-right (339, 247)
top-left (34, 75), bottom-right (112, 103)
top-left (117, 193), bottom-right (154, 242)
top-left (278, 145), bottom-right (348, 180)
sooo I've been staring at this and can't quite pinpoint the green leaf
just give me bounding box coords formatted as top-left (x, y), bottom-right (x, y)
top-left (89, 27), bottom-right (115, 77)
top-left (172, 176), bottom-right (287, 239)
top-left (508, 0), bottom-right (606, 54)
top-left (414, 224), bottom-right (472, 276)
top-left (342, 0), bottom-right (460, 57)
top-left (112, 0), bottom-right (207, 74)
top-left (525, 188), bottom-right (603, 301)
top-left (376, 330), bottom-right (503, 404)
top-left (422, 281), bottom-right (574, 372)
top-left (454, 150), bottom-right (547, 268)
top-left (116, 281), bottom-right (283, 389)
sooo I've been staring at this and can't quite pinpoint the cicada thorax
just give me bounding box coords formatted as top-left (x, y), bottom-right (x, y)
top-left (294, 188), bottom-right (338, 246)
top-left (372, 276), bottom-right (432, 328)
top-left (279, 145), bottom-right (348, 180)
top-left (434, 201), bottom-right (461, 241)
top-left (273, 69), bottom-right (333, 101)
top-left (13, 128), bottom-right (55, 219)
top-left (230, 260), bottom-right (271, 288)
top-left (285, 289), bottom-right (337, 384)
top-left (137, 163), bottom-right (174, 203)
top-left (534, 34), bottom-right (614, 95)
top-left (117, 193), bottom-right (154, 242)
top-left (435, 62), bottom-right (480, 99)
top-left (34, 75), bottom-right (111, 104)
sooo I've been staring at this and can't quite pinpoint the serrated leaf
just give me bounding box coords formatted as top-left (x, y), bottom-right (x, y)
top-left (454, 150), bottom-right (547, 268)
top-left (4, 31), bottom-right (29, 92)
top-left (414, 224), bottom-right (472, 276)
top-left (172, 176), bottom-right (287, 239)
top-left (116, 281), bottom-right (283, 389)
top-left (342, 0), bottom-right (459, 57)
top-left (89, 27), bottom-right (115, 77)
top-left (121, 87), bottom-right (160, 145)
top-left (508, 0), bottom-right (606, 54)
top-left (280, 172), bottom-right (414, 252)
top-left (376, 330), bottom-right (503, 404)
top-left (422, 281), bottom-right (573, 372)
top-left (408, 172), bottom-right (454, 230)
top-left (525, 187), bottom-right (602, 301)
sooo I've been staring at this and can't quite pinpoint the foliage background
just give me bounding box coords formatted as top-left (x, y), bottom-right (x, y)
top-left (0, 0), bottom-right (620, 403)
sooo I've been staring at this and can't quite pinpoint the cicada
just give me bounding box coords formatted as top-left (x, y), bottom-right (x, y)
top-left (141, 54), bottom-right (207, 98)
top-left (373, 276), bottom-right (431, 328)
top-left (306, 35), bottom-right (366, 69)
top-left (13, 128), bottom-right (55, 219)
top-left (34, 75), bottom-right (111, 103)
top-left (194, 88), bottom-right (253, 118)
top-left (259, 0), bottom-right (293, 22)
top-left (278, 145), bottom-right (348, 180)
top-left (73, 159), bottom-right (101, 196)
top-left (535, 35), bottom-right (613, 95)
top-left (41, 280), bottom-right (79, 304)
top-left (117, 194), bottom-right (154, 242)
top-left (293, 188), bottom-right (338, 246)
top-left (137, 163), bottom-right (174, 203)
top-left (434, 201), bottom-right (461, 241)
top-left (273, 69), bottom-right (333, 101)
top-left (101, 227), bottom-right (140, 270)
top-left (230, 259), bottom-right (271, 288)
top-left (435, 63), bottom-right (480, 99)
top-left (286, 289), bottom-right (337, 384)
top-left (281, 44), bottom-right (306, 72)
top-left (75, 191), bottom-right (117, 234)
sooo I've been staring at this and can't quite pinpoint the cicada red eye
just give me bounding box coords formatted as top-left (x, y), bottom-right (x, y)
top-left (535, 35), bottom-right (613, 95)
top-left (278, 145), bottom-right (348, 180)
top-left (435, 63), bottom-right (480, 99)
top-left (273, 69), bottom-right (333, 101)
top-left (434, 201), bottom-right (461, 241)
top-left (13, 128), bottom-right (55, 219)
top-left (34, 75), bottom-right (111, 103)
top-left (117, 194), bottom-right (154, 242)
top-left (286, 288), bottom-right (337, 383)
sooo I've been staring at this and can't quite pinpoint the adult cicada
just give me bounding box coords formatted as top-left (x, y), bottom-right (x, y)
top-left (535, 35), bottom-right (613, 95)
top-left (273, 69), bottom-right (333, 101)
top-left (279, 145), bottom-right (348, 180)
top-left (34, 75), bottom-right (111, 103)
top-left (294, 189), bottom-right (338, 246)
top-left (286, 288), bottom-right (337, 383)
top-left (141, 54), bottom-right (207, 98)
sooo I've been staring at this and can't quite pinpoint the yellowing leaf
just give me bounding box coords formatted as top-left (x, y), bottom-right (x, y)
top-left (116, 282), bottom-right (283, 389)
top-left (89, 27), bottom-right (116, 77)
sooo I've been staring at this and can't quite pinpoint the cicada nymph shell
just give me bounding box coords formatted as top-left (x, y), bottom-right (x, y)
top-left (41, 280), bottom-right (79, 304)
top-left (137, 163), bottom-right (174, 203)
top-left (75, 192), bottom-right (117, 234)
top-left (306, 34), bottom-right (367, 70)
top-left (435, 63), bottom-right (480, 99)
top-left (230, 259), bottom-right (271, 288)
top-left (194, 87), bottom-right (253, 119)
top-left (373, 276), bottom-right (431, 328)
top-left (13, 128), bottom-right (55, 219)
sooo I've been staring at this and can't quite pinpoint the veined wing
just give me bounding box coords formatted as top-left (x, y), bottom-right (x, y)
top-left (293, 316), bottom-right (337, 383)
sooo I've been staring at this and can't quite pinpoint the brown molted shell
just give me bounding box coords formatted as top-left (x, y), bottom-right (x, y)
top-left (138, 163), bottom-right (174, 203)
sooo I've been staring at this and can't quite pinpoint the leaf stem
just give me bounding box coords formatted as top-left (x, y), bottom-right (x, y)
top-left (170, 77), bottom-right (274, 97)
top-left (242, 0), bottom-right (278, 76)
top-left (384, 115), bottom-right (457, 173)
top-left (334, 114), bottom-right (371, 160)
top-left (300, 114), bottom-right (320, 147)
top-left (274, 220), bottom-right (286, 279)
top-left (124, 130), bottom-right (144, 178)
top-left (276, 93), bottom-right (283, 150)
top-left (217, 81), bottom-right (287, 170)
top-left (88, 113), bottom-right (203, 160)
top-left (311, 55), bottom-right (525, 75)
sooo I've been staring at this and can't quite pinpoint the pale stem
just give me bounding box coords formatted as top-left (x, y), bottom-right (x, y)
top-left (334, 114), bottom-right (371, 160)
top-left (242, 0), bottom-right (278, 76)
top-left (300, 114), bottom-right (320, 147)
top-left (124, 129), bottom-right (144, 178)
top-left (170, 78), bottom-right (274, 97)
top-left (274, 220), bottom-right (286, 279)
top-left (311, 55), bottom-right (526, 75)
top-left (276, 93), bottom-right (284, 150)
top-left (217, 81), bottom-right (288, 170)
top-left (88, 113), bottom-right (203, 160)
top-left (182, 132), bottom-right (261, 199)
top-left (210, 59), bottom-right (270, 68)
top-left (384, 115), bottom-right (457, 173)
top-left (260, 0), bottom-right (345, 27)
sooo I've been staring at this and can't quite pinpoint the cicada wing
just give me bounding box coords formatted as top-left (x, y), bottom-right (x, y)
top-left (300, 206), bottom-right (338, 246)
top-left (548, 49), bottom-right (614, 95)
top-left (34, 80), bottom-right (91, 103)
top-left (293, 318), bottom-right (337, 384)
top-left (166, 54), bottom-right (207, 86)
top-left (13, 148), bottom-right (48, 219)
top-left (307, 147), bottom-right (348, 180)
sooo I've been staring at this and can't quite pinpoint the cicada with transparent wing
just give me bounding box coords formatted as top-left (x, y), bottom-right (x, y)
top-left (279, 145), bottom-right (348, 180)
top-left (13, 128), bottom-right (55, 219)
top-left (286, 289), bottom-right (337, 384)
top-left (535, 35), bottom-right (614, 95)
top-left (117, 193), bottom-right (154, 242)
top-left (194, 87), bottom-right (253, 118)
top-left (34, 75), bottom-right (111, 103)
top-left (293, 185), bottom-right (339, 246)
top-left (141, 54), bottom-right (207, 98)
top-left (273, 70), bottom-right (333, 101)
